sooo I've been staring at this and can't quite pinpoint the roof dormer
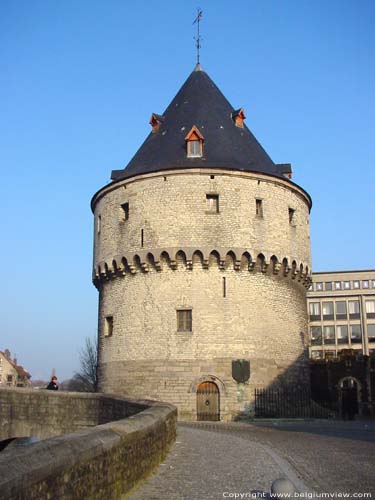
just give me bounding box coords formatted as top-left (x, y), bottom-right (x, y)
top-left (231, 108), bottom-right (246, 128)
top-left (185, 125), bottom-right (204, 158)
top-left (149, 113), bottom-right (164, 133)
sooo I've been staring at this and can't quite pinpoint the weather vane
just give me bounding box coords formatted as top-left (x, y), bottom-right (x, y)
top-left (193, 8), bottom-right (203, 65)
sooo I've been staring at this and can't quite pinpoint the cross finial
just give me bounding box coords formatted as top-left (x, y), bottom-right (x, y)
top-left (193, 8), bottom-right (203, 65)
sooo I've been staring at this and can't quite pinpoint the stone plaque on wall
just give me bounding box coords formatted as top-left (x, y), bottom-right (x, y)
top-left (232, 359), bottom-right (250, 383)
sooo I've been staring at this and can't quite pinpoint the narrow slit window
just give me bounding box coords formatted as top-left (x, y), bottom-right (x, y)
top-left (141, 229), bottom-right (144, 247)
top-left (177, 309), bottom-right (192, 332)
top-left (104, 316), bottom-right (113, 337)
top-left (288, 208), bottom-right (295, 224)
top-left (121, 202), bottom-right (129, 221)
top-left (256, 199), bottom-right (263, 217)
top-left (223, 277), bottom-right (226, 298)
top-left (97, 215), bottom-right (101, 234)
top-left (206, 194), bottom-right (219, 213)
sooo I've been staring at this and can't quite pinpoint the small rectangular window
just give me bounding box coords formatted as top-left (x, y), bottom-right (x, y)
top-left (104, 316), bottom-right (114, 337)
top-left (366, 300), bottom-right (375, 318)
top-left (353, 280), bottom-right (360, 289)
top-left (311, 350), bottom-right (323, 360)
top-left (323, 326), bottom-right (335, 345)
top-left (255, 199), bottom-right (263, 217)
top-left (322, 301), bottom-right (334, 320)
top-left (368, 324), bottom-right (375, 342)
top-left (344, 281), bottom-right (351, 290)
top-left (337, 325), bottom-right (349, 344)
top-left (121, 202), bottom-right (129, 221)
top-left (309, 302), bottom-right (321, 321)
top-left (288, 208), bottom-right (295, 224)
top-left (177, 309), bottom-right (192, 332)
top-left (350, 324), bottom-right (362, 344)
top-left (336, 301), bottom-right (347, 320)
top-left (316, 282), bottom-right (323, 291)
top-left (362, 280), bottom-right (369, 289)
top-left (349, 300), bottom-right (360, 319)
top-left (310, 326), bottom-right (322, 346)
top-left (335, 281), bottom-right (341, 290)
top-left (206, 194), bottom-right (219, 213)
top-left (325, 282), bottom-right (332, 291)
top-left (97, 215), bottom-right (101, 234)
top-left (188, 140), bottom-right (201, 157)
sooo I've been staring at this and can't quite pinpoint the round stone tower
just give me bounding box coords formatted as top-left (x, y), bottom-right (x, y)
top-left (91, 65), bottom-right (312, 421)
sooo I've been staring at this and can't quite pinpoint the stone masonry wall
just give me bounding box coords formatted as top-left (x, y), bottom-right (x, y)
top-left (92, 169), bottom-right (311, 420)
top-left (92, 169), bottom-right (311, 269)
top-left (98, 267), bottom-right (309, 420)
top-left (0, 388), bottom-right (177, 499)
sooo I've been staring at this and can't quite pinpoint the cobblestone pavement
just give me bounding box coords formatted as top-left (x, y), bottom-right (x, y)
top-left (127, 421), bottom-right (375, 500)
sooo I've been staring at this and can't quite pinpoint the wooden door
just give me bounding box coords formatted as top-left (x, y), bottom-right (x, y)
top-left (196, 381), bottom-right (220, 421)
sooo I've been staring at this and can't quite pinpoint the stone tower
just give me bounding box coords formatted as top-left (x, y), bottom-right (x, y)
top-left (91, 65), bottom-right (312, 421)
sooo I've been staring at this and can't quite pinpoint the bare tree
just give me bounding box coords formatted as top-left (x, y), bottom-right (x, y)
top-left (71, 336), bottom-right (98, 392)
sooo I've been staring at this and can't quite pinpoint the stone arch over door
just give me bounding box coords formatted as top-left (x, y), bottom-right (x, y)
top-left (338, 376), bottom-right (361, 419)
top-left (196, 381), bottom-right (220, 421)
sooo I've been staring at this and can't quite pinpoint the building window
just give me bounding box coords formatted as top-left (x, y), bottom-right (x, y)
top-left (310, 326), bottom-right (322, 346)
top-left (335, 301), bottom-right (347, 320)
top-left (372, 280), bottom-right (375, 289)
top-left (350, 324), bottom-right (362, 344)
top-left (337, 325), bottom-right (349, 344)
top-left (323, 326), bottom-right (335, 345)
top-left (316, 282), bottom-right (323, 291)
top-left (177, 309), bottom-right (192, 332)
top-left (255, 199), bottom-right (263, 217)
top-left (362, 280), bottom-right (369, 289)
top-left (7, 375), bottom-right (12, 382)
top-left (104, 316), bottom-right (114, 337)
top-left (121, 202), bottom-right (129, 221)
top-left (325, 282), bottom-right (332, 291)
top-left (334, 281), bottom-right (341, 290)
top-left (368, 324), bottom-right (375, 343)
top-left (288, 208), bottom-right (295, 225)
top-left (322, 301), bottom-right (334, 320)
top-left (366, 300), bottom-right (375, 319)
top-left (344, 281), bottom-right (351, 290)
top-left (349, 300), bottom-right (360, 319)
top-left (97, 215), bottom-right (101, 234)
top-left (309, 302), bottom-right (321, 321)
top-left (206, 194), bottom-right (219, 213)
top-left (353, 280), bottom-right (360, 289)
top-left (311, 350), bottom-right (323, 360)
top-left (185, 125), bottom-right (204, 158)
top-left (223, 277), bottom-right (226, 298)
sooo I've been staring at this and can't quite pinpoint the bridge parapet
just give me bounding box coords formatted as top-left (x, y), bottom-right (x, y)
top-left (0, 388), bottom-right (177, 499)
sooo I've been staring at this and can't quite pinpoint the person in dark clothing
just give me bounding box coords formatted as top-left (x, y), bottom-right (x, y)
top-left (46, 376), bottom-right (58, 390)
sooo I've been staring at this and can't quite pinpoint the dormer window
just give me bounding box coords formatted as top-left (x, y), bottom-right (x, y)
top-left (149, 113), bottom-right (164, 133)
top-left (231, 108), bottom-right (246, 128)
top-left (185, 125), bottom-right (204, 158)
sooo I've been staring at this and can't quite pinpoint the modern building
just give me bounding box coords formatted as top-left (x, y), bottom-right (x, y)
top-left (0, 349), bottom-right (31, 387)
top-left (91, 64), bottom-right (312, 421)
top-left (307, 270), bottom-right (375, 359)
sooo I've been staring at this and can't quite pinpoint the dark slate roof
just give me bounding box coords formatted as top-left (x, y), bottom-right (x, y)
top-left (111, 65), bottom-right (284, 181)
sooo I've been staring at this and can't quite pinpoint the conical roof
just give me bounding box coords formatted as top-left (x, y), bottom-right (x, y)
top-left (111, 65), bottom-right (282, 181)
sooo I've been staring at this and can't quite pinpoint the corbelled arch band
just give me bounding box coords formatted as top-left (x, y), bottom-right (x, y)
top-left (93, 247), bottom-right (311, 289)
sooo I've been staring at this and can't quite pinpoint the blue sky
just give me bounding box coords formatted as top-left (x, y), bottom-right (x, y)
top-left (1, 1), bottom-right (374, 381)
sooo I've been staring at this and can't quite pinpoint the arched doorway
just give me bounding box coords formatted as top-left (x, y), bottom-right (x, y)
top-left (196, 381), bottom-right (220, 421)
top-left (339, 377), bottom-right (359, 420)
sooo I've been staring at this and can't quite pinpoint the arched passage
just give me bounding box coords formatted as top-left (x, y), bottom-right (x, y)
top-left (196, 381), bottom-right (220, 421)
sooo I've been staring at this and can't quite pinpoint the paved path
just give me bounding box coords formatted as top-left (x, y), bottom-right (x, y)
top-left (127, 421), bottom-right (375, 500)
